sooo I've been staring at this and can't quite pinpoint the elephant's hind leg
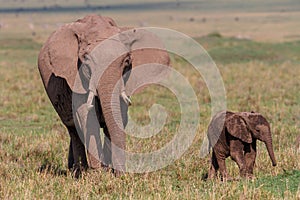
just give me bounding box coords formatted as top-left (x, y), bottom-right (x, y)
top-left (67, 126), bottom-right (88, 178)
top-left (68, 139), bottom-right (74, 170)
top-left (215, 156), bottom-right (229, 181)
top-left (208, 151), bottom-right (219, 179)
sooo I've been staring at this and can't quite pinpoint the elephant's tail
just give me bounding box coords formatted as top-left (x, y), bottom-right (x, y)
top-left (200, 135), bottom-right (210, 158)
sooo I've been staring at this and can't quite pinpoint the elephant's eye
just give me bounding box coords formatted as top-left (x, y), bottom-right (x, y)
top-left (122, 55), bottom-right (132, 75)
top-left (123, 56), bottom-right (131, 67)
top-left (122, 55), bottom-right (132, 83)
top-left (255, 127), bottom-right (261, 132)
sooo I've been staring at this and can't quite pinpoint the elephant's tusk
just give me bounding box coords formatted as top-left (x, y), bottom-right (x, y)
top-left (121, 91), bottom-right (132, 106)
top-left (86, 91), bottom-right (95, 111)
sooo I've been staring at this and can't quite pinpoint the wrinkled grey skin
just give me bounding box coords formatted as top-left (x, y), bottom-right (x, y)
top-left (207, 111), bottom-right (277, 180)
top-left (38, 15), bottom-right (170, 177)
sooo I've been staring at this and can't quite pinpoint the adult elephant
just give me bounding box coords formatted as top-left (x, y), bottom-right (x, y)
top-left (38, 15), bottom-right (170, 177)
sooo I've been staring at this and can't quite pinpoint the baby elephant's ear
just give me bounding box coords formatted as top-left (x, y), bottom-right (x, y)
top-left (226, 114), bottom-right (252, 143)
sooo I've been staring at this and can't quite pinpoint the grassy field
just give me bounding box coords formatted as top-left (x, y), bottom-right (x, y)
top-left (0, 1), bottom-right (300, 199)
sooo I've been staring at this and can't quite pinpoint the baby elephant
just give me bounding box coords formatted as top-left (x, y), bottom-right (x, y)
top-left (207, 111), bottom-right (277, 180)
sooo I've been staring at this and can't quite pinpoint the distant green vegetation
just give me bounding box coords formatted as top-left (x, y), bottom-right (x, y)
top-left (0, 0), bottom-right (299, 13)
top-left (0, 38), bottom-right (41, 50)
top-left (196, 33), bottom-right (300, 64)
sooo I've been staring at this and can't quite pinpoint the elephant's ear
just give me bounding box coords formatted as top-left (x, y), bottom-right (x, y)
top-left (38, 25), bottom-right (87, 94)
top-left (226, 114), bottom-right (252, 143)
top-left (39, 15), bottom-right (121, 94)
top-left (120, 28), bottom-right (171, 96)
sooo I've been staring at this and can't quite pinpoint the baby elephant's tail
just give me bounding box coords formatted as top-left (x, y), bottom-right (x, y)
top-left (200, 135), bottom-right (211, 158)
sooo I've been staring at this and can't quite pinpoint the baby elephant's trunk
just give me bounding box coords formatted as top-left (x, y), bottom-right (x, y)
top-left (264, 139), bottom-right (277, 166)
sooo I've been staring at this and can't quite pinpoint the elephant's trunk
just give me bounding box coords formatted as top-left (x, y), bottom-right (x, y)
top-left (264, 136), bottom-right (277, 167)
top-left (97, 57), bottom-right (127, 175)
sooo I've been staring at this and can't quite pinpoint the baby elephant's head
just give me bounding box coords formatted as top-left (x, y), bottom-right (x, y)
top-left (227, 112), bottom-right (277, 167)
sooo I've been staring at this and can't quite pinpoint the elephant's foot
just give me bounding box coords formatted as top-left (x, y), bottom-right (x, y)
top-left (71, 166), bottom-right (82, 179)
top-left (87, 152), bottom-right (102, 169)
top-left (112, 168), bottom-right (125, 177)
top-left (207, 170), bottom-right (216, 180)
top-left (239, 168), bottom-right (248, 178)
top-left (220, 175), bottom-right (234, 182)
top-left (244, 173), bottom-right (256, 180)
top-left (219, 171), bottom-right (233, 182)
top-left (71, 163), bottom-right (88, 179)
top-left (110, 158), bottom-right (125, 176)
top-left (100, 163), bottom-right (111, 172)
top-left (207, 170), bottom-right (233, 182)
top-left (201, 172), bottom-right (209, 181)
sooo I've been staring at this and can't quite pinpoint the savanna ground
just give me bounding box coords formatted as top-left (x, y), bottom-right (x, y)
top-left (0, 0), bottom-right (299, 199)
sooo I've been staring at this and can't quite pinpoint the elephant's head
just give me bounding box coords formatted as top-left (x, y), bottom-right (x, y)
top-left (38, 15), bottom-right (170, 173)
top-left (226, 112), bottom-right (277, 167)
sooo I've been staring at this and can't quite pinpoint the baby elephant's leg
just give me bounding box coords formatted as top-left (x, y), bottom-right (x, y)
top-left (208, 151), bottom-right (219, 179)
top-left (230, 140), bottom-right (247, 178)
top-left (214, 152), bottom-right (229, 180)
top-left (244, 140), bottom-right (257, 178)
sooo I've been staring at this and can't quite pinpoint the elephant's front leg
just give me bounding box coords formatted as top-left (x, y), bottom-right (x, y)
top-left (102, 125), bottom-right (112, 169)
top-left (230, 140), bottom-right (247, 178)
top-left (85, 109), bottom-right (103, 169)
top-left (244, 140), bottom-right (257, 178)
top-left (110, 96), bottom-right (129, 176)
top-left (67, 126), bottom-right (88, 178)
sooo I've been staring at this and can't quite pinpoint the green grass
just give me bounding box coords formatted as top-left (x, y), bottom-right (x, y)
top-left (255, 170), bottom-right (300, 198)
top-left (0, 29), bottom-right (299, 199)
top-left (196, 34), bottom-right (300, 64)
